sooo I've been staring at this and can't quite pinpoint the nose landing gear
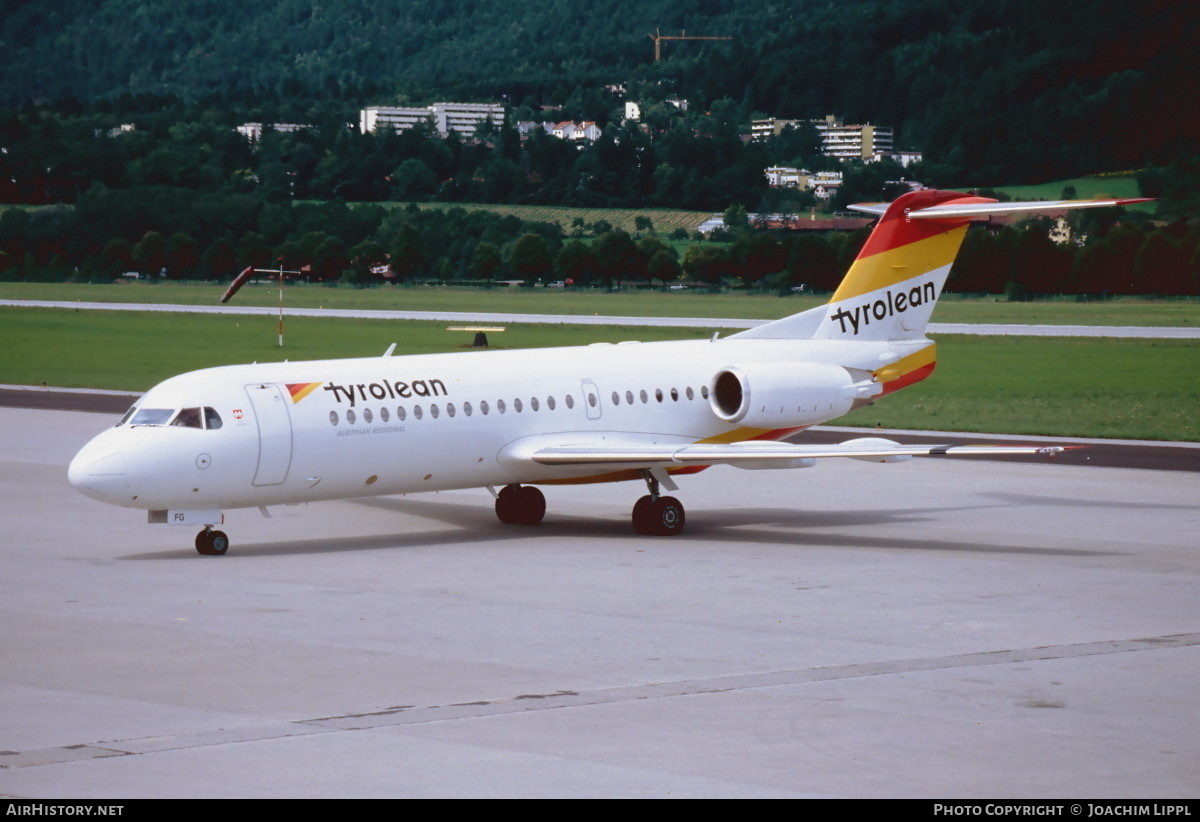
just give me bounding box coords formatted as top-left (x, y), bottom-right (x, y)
top-left (195, 527), bottom-right (230, 555)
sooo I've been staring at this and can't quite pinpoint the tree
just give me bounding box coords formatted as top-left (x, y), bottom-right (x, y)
top-left (592, 229), bottom-right (639, 288)
top-left (390, 158), bottom-right (437, 200)
top-left (683, 244), bottom-right (733, 289)
top-left (508, 233), bottom-right (553, 282)
top-left (236, 231), bottom-right (272, 271)
top-left (734, 233), bottom-right (787, 288)
top-left (99, 238), bottom-right (134, 278)
top-left (1133, 230), bottom-right (1195, 296)
top-left (132, 231), bottom-right (166, 277)
top-left (646, 249), bottom-right (680, 285)
top-left (467, 241), bottom-right (502, 284)
top-left (348, 240), bottom-right (388, 285)
top-left (389, 222), bottom-right (426, 280)
top-left (1010, 222), bottom-right (1072, 296)
top-left (554, 240), bottom-right (598, 286)
top-left (634, 236), bottom-right (671, 284)
top-left (948, 228), bottom-right (1008, 294)
top-left (786, 234), bottom-right (839, 292)
top-left (200, 237), bottom-right (237, 280)
top-left (312, 236), bottom-right (350, 282)
top-left (722, 203), bottom-right (749, 232)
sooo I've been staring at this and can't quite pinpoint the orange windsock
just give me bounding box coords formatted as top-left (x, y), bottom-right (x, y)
top-left (220, 266), bottom-right (255, 303)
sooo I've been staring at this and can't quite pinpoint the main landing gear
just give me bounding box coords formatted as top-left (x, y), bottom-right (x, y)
top-left (495, 483), bottom-right (546, 525)
top-left (632, 470), bottom-right (685, 537)
top-left (195, 526), bottom-right (230, 556)
top-left (494, 473), bottom-right (687, 536)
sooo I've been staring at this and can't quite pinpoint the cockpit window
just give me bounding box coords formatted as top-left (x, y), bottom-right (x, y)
top-left (129, 408), bottom-right (175, 426)
top-left (172, 407), bottom-right (204, 429)
top-left (124, 406), bottom-right (224, 429)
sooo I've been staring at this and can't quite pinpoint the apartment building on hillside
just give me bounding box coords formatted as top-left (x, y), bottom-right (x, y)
top-left (360, 102), bottom-right (505, 138)
top-left (752, 114), bottom-right (920, 165)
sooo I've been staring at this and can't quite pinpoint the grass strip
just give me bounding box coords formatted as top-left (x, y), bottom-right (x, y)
top-left (2, 282), bottom-right (1198, 327)
top-left (2, 307), bottom-right (1195, 441)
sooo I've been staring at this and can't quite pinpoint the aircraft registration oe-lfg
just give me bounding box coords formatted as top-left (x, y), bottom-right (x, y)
top-left (68, 189), bottom-right (1149, 554)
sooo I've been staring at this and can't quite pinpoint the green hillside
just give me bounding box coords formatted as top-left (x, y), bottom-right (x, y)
top-left (3, 0), bottom-right (1194, 186)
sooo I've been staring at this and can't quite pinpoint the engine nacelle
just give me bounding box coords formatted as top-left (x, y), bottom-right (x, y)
top-left (709, 362), bottom-right (878, 428)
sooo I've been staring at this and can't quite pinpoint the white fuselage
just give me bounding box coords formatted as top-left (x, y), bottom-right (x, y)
top-left (68, 334), bottom-right (904, 513)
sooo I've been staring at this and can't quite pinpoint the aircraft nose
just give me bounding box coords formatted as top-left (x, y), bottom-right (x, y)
top-left (68, 436), bottom-right (131, 504)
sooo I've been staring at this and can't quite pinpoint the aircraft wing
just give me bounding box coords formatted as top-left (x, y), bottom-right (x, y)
top-left (528, 436), bottom-right (1072, 468)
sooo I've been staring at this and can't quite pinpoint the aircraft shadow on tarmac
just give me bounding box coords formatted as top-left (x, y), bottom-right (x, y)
top-left (987, 491), bottom-right (1198, 512)
top-left (123, 493), bottom-right (1115, 559)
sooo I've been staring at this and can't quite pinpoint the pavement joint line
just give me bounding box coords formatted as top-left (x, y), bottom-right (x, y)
top-left (6, 631), bottom-right (1198, 770)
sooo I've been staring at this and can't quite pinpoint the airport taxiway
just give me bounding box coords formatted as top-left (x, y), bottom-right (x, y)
top-left (4, 298), bottom-right (1198, 338)
top-left (0, 405), bottom-right (1197, 797)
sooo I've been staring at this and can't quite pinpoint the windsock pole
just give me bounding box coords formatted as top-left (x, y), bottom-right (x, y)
top-left (277, 264), bottom-right (284, 347)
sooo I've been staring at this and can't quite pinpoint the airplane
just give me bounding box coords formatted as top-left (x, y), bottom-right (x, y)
top-left (68, 189), bottom-right (1149, 554)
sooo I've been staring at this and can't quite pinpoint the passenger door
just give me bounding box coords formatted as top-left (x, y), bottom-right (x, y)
top-left (245, 383), bottom-right (293, 486)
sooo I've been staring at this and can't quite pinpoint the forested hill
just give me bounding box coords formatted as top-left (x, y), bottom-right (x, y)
top-left (3, 0), bottom-right (1195, 183)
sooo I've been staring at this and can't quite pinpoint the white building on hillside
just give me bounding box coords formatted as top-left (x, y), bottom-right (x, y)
top-left (753, 114), bottom-right (918, 165)
top-left (237, 123), bottom-right (313, 141)
top-left (551, 121), bottom-right (602, 141)
top-left (764, 167), bottom-right (843, 198)
top-left (360, 102), bottom-right (504, 138)
top-left (814, 115), bottom-right (893, 161)
top-left (765, 166), bottom-right (807, 188)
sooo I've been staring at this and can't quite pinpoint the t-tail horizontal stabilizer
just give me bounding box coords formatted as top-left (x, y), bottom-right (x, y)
top-left (734, 190), bottom-right (1152, 343)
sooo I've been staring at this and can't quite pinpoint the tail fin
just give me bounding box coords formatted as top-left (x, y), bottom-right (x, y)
top-left (816, 189), bottom-right (994, 342)
top-left (733, 189), bottom-right (1151, 342)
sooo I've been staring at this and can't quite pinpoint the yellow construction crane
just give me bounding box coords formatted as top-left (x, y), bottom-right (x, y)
top-left (648, 28), bottom-right (733, 62)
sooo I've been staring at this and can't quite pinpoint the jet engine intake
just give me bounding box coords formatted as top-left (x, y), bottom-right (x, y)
top-left (709, 362), bottom-right (874, 428)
